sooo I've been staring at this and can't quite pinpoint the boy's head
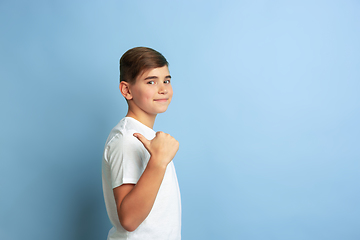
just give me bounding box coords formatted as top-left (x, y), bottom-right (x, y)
top-left (120, 47), bottom-right (168, 84)
top-left (119, 47), bottom-right (173, 118)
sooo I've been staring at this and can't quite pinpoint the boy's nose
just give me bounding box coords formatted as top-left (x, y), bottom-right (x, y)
top-left (158, 86), bottom-right (168, 94)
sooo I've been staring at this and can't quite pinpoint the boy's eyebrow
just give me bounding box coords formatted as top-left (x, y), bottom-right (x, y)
top-left (144, 75), bottom-right (171, 80)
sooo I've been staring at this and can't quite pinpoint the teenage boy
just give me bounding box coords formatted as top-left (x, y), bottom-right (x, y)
top-left (102, 47), bottom-right (181, 240)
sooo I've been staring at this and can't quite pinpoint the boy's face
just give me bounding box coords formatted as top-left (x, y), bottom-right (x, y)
top-left (128, 65), bottom-right (173, 116)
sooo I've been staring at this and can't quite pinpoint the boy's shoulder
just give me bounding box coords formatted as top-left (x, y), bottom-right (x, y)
top-left (104, 118), bottom-right (146, 162)
top-left (106, 117), bottom-right (156, 147)
top-left (106, 118), bottom-right (138, 146)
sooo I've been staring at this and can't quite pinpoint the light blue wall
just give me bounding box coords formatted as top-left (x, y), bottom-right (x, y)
top-left (1, 1), bottom-right (359, 239)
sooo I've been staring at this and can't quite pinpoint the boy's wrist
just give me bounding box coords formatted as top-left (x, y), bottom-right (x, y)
top-left (147, 156), bottom-right (168, 171)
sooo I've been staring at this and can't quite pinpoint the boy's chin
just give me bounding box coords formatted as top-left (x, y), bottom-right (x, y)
top-left (157, 109), bottom-right (168, 114)
top-left (157, 107), bottom-right (169, 114)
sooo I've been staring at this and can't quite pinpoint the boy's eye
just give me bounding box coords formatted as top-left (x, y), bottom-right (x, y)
top-left (164, 80), bottom-right (171, 84)
top-left (147, 81), bottom-right (155, 85)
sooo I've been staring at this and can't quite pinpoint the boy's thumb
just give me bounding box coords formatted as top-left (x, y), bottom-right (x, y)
top-left (133, 133), bottom-right (150, 150)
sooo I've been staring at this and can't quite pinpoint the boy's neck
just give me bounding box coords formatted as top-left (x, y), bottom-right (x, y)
top-left (126, 109), bottom-right (156, 129)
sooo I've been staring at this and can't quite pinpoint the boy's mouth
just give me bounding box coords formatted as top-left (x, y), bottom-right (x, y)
top-left (153, 98), bottom-right (169, 102)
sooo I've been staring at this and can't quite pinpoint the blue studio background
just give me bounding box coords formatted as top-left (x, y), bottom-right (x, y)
top-left (1, 1), bottom-right (360, 239)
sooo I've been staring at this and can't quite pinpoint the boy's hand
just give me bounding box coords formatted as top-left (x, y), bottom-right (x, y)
top-left (133, 131), bottom-right (179, 168)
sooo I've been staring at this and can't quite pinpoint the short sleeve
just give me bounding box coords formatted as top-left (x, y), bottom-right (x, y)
top-left (105, 133), bottom-right (147, 189)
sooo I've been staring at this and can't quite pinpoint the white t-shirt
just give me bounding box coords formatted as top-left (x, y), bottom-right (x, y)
top-left (102, 117), bottom-right (181, 240)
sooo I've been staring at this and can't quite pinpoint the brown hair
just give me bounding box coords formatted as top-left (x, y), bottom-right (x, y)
top-left (119, 47), bottom-right (168, 84)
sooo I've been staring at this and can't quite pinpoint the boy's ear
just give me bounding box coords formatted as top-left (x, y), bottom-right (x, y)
top-left (119, 81), bottom-right (133, 100)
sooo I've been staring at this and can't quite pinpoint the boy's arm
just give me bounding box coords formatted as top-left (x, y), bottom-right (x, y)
top-left (113, 131), bottom-right (179, 232)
